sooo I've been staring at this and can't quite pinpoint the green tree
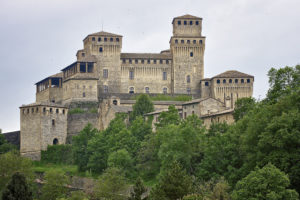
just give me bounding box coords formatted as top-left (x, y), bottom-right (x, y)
top-left (149, 161), bottom-right (193, 200)
top-left (108, 149), bottom-right (134, 177)
top-left (68, 191), bottom-right (89, 200)
top-left (0, 152), bottom-right (33, 192)
top-left (94, 168), bottom-right (128, 200)
top-left (128, 177), bottom-right (147, 200)
top-left (232, 163), bottom-right (299, 200)
top-left (233, 97), bottom-right (256, 121)
top-left (130, 94), bottom-right (154, 121)
top-left (207, 121), bottom-right (229, 136)
top-left (2, 172), bottom-right (32, 200)
top-left (72, 123), bottom-right (97, 172)
top-left (155, 105), bottom-right (180, 129)
top-left (130, 116), bottom-right (152, 142)
top-left (0, 133), bottom-right (17, 154)
top-left (41, 169), bottom-right (70, 200)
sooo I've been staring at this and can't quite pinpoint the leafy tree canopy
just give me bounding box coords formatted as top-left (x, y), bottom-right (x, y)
top-left (130, 94), bottom-right (154, 121)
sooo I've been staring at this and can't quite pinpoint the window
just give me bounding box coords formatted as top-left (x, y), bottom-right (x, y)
top-left (241, 79), bottom-right (244, 83)
top-left (153, 60), bottom-right (157, 64)
top-left (235, 79), bottom-right (238, 83)
top-left (163, 71), bottom-right (167, 80)
top-left (247, 79), bottom-right (250, 83)
top-left (196, 21), bottom-right (199, 25)
top-left (43, 107), bottom-right (46, 113)
top-left (99, 47), bottom-right (103, 52)
top-left (104, 85), bottom-right (108, 93)
top-left (178, 20), bottom-right (181, 25)
top-left (63, 109), bottom-right (65, 114)
top-left (56, 109), bottom-right (59, 114)
top-left (98, 37), bottom-right (101, 42)
top-left (103, 69), bottom-right (108, 78)
top-left (87, 63), bottom-right (93, 73)
top-left (50, 108), bottom-right (53, 113)
top-left (135, 59), bottom-right (138, 64)
top-left (205, 81), bottom-right (209, 86)
top-left (163, 87), bottom-right (167, 94)
top-left (200, 40), bottom-right (203, 44)
top-left (129, 87), bottom-right (134, 94)
top-left (113, 100), bottom-right (118, 105)
top-left (141, 59), bottom-right (144, 64)
top-left (92, 37), bottom-right (95, 41)
top-left (193, 40), bottom-right (196, 44)
top-left (184, 21), bottom-right (187, 25)
top-left (83, 92), bottom-right (86, 97)
top-left (166, 60), bottom-right (169, 64)
top-left (36, 107), bottom-right (39, 112)
top-left (175, 39), bottom-right (178, 44)
top-left (187, 40), bottom-right (190, 44)
top-left (145, 87), bottom-right (150, 93)
top-left (217, 79), bottom-right (220, 84)
top-left (181, 40), bottom-right (184, 44)
top-left (122, 59), bottom-right (126, 64)
top-left (187, 75), bottom-right (191, 83)
top-left (110, 38), bottom-right (113, 42)
top-left (116, 38), bottom-right (119, 42)
top-left (160, 60), bottom-right (163, 64)
top-left (104, 38), bottom-right (107, 42)
top-left (229, 79), bottom-right (232, 83)
top-left (147, 59), bottom-right (150, 64)
top-left (80, 63), bottom-right (86, 72)
top-left (53, 138), bottom-right (58, 145)
top-left (187, 88), bottom-right (191, 94)
top-left (190, 52), bottom-right (193, 57)
top-left (190, 21), bottom-right (193, 25)
top-left (52, 119), bottom-right (55, 126)
top-left (129, 59), bottom-right (132, 64)
top-left (129, 71), bottom-right (134, 80)
top-left (223, 79), bottom-right (226, 83)
top-left (81, 52), bottom-right (85, 57)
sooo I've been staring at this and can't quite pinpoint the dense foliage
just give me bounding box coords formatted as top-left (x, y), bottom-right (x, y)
top-left (41, 144), bottom-right (73, 164)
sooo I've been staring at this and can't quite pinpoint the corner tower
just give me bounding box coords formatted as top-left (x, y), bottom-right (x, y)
top-left (170, 14), bottom-right (205, 95)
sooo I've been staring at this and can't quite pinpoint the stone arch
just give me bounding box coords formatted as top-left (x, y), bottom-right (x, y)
top-left (53, 138), bottom-right (59, 145)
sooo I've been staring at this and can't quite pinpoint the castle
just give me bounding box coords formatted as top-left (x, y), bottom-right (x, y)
top-left (20, 14), bottom-right (254, 160)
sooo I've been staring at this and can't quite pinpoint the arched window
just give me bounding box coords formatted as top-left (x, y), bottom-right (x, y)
top-left (56, 109), bottom-right (59, 114)
top-left (104, 38), bottom-right (107, 42)
top-left (184, 21), bottom-right (187, 25)
top-left (52, 119), bottom-right (55, 126)
top-left (98, 37), bottom-right (101, 42)
top-left (187, 75), bottom-right (191, 83)
top-left (241, 79), bottom-right (244, 83)
top-left (175, 39), bottom-right (178, 44)
top-left (145, 87), bottom-right (150, 93)
top-left (223, 79), bottom-right (226, 83)
top-left (187, 40), bottom-right (190, 44)
top-left (235, 79), bottom-right (238, 83)
top-left (110, 38), bottom-right (113, 42)
top-left (50, 108), bottom-right (53, 113)
top-left (181, 40), bottom-right (184, 44)
top-left (163, 87), bottom-right (167, 94)
top-left (116, 38), bottom-right (119, 42)
top-left (129, 87), bottom-right (134, 94)
top-left (99, 47), bottom-right (103, 52)
top-left (205, 82), bottom-right (209, 86)
top-left (196, 21), bottom-right (199, 25)
top-left (104, 85), bottom-right (108, 93)
top-left (53, 138), bottom-right (58, 145)
top-left (190, 52), bottom-right (193, 57)
top-left (229, 79), bottom-right (232, 83)
top-left (92, 37), bottom-right (95, 41)
top-left (113, 100), bottom-right (118, 105)
top-left (43, 107), bottom-right (46, 113)
top-left (199, 40), bottom-right (203, 44)
top-left (190, 21), bottom-right (193, 25)
top-left (193, 40), bottom-right (196, 44)
top-left (217, 79), bottom-right (220, 84)
top-left (178, 20), bottom-right (181, 25)
top-left (247, 79), bottom-right (250, 83)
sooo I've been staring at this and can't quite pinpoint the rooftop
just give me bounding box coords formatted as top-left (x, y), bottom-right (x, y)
top-left (20, 102), bottom-right (67, 108)
top-left (172, 14), bottom-right (202, 24)
top-left (121, 53), bottom-right (172, 60)
top-left (213, 70), bottom-right (254, 78)
top-left (83, 31), bottom-right (122, 41)
top-left (35, 72), bottom-right (63, 85)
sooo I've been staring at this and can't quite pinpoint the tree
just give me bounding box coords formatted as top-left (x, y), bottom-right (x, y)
top-left (0, 133), bottom-right (17, 154)
top-left (128, 177), bottom-right (147, 200)
top-left (2, 172), bottom-right (32, 200)
top-left (149, 161), bottom-right (193, 200)
top-left (108, 149), bottom-right (134, 177)
top-left (94, 168), bottom-right (128, 200)
top-left (233, 97), bottom-right (256, 121)
top-left (72, 123), bottom-right (97, 172)
top-left (0, 151), bottom-right (33, 192)
top-left (232, 163), bottom-right (299, 200)
top-left (130, 116), bottom-right (152, 142)
top-left (41, 169), bottom-right (70, 200)
top-left (155, 105), bottom-right (180, 129)
top-left (130, 94), bottom-right (154, 121)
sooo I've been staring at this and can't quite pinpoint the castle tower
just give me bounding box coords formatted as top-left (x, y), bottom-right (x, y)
top-left (170, 14), bottom-right (205, 95)
top-left (82, 31), bottom-right (123, 95)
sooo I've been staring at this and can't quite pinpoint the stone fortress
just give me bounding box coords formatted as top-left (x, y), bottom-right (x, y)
top-left (20, 14), bottom-right (254, 160)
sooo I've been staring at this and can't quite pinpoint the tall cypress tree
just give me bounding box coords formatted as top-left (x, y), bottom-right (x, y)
top-left (2, 172), bottom-right (32, 200)
top-left (128, 177), bottom-right (147, 200)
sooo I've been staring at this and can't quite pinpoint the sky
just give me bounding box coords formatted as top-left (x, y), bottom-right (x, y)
top-left (0, 0), bottom-right (299, 132)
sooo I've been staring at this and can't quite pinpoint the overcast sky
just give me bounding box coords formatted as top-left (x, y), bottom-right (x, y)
top-left (0, 0), bottom-right (299, 132)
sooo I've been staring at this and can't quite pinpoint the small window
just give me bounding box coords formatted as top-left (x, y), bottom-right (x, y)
top-left (145, 87), bottom-right (150, 93)
top-left (217, 79), bottom-right (220, 84)
top-left (200, 40), bottom-right (203, 44)
top-left (81, 52), bottom-right (85, 57)
top-left (135, 59), bottom-right (138, 64)
top-left (241, 79), bottom-right (244, 83)
top-left (196, 21), bottom-right (199, 25)
top-left (247, 79), bottom-right (250, 83)
top-left (50, 108), bottom-right (53, 113)
top-left (184, 21), bottom-right (187, 25)
top-left (129, 59), bottom-right (132, 64)
top-left (178, 20), bottom-right (181, 25)
top-left (190, 21), bottom-right (193, 25)
top-left (129, 71), bottom-right (134, 80)
top-left (116, 38), bottom-right (119, 42)
top-left (187, 75), bottom-right (191, 83)
top-left (229, 79), bottom-right (232, 83)
top-left (104, 85), bottom-right (108, 93)
top-left (223, 79), bottom-right (226, 83)
top-left (113, 100), bottom-right (118, 105)
top-left (166, 60), bottom-right (169, 64)
top-left (83, 92), bottom-right (86, 97)
top-left (62, 109), bottom-right (65, 114)
top-left (104, 38), bottom-right (107, 42)
top-left (160, 60), bottom-right (163, 64)
top-left (56, 109), bottom-right (59, 114)
top-left (163, 87), bottom-right (167, 94)
top-left (110, 38), bottom-right (113, 42)
top-left (129, 87), bottom-right (134, 94)
top-left (88, 63), bottom-right (93, 73)
top-left (52, 119), bottom-right (55, 126)
top-left (27, 109), bottom-right (29, 114)
top-left (235, 79), bottom-right (238, 83)
top-left (181, 40), bottom-right (184, 44)
top-left (103, 69), bottom-right (108, 78)
top-left (190, 52), bottom-right (193, 57)
top-left (193, 40), bottom-right (196, 44)
top-left (187, 40), bottom-right (190, 44)
top-left (36, 107), bottom-right (39, 112)
top-left (43, 107), bottom-right (46, 113)
top-left (99, 47), bottom-right (103, 52)
top-left (98, 37), bottom-right (101, 42)
top-left (163, 71), bottom-right (167, 80)
top-left (205, 82), bottom-right (209, 86)
top-left (122, 59), bottom-right (126, 64)
top-left (80, 63), bottom-right (86, 72)
top-left (141, 59), bottom-right (144, 64)
top-left (92, 37), bottom-right (95, 41)
top-left (147, 59), bottom-right (150, 64)
top-left (53, 138), bottom-right (58, 145)
top-left (175, 39), bottom-right (178, 44)
top-left (153, 60), bottom-right (157, 64)
top-left (31, 108), bottom-right (34, 113)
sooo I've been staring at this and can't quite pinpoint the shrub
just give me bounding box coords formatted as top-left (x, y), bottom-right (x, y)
top-left (41, 144), bottom-right (73, 165)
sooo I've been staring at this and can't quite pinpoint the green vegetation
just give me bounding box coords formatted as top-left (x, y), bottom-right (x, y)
top-left (41, 144), bottom-right (73, 165)
top-left (0, 133), bottom-right (17, 154)
top-left (68, 108), bottom-right (85, 114)
top-left (131, 94), bottom-right (192, 101)
top-left (130, 94), bottom-right (154, 121)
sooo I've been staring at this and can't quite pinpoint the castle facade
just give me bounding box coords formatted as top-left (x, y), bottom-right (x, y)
top-left (20, 14), bottom-right (254, 160)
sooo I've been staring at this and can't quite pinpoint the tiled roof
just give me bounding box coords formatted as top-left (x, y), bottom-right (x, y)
top-left (84, 31), bottom-right (122, 41)
top-left (20, 102), bottom-right (67, 108)
top-left (121, 53), bottom-right (172, 59)
top-left (182, 97), bottom-right (224, 105)
top-left (200, 109), bottom-right (234, 118)
top-left (77, 55), bottom-right (97, 62)
top-left (35, 72), bottom-right (63, 85)
top-left (174, 14), bottom-right (202, 19)
top-left (213, 70), bottom-right (254, 78)
top-left (111, 105), bottom-right (132, 113)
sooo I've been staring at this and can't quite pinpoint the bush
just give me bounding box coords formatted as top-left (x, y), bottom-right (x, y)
top-left (41, 144), bottom-right (73, 165)
top-left (68, 108), bottom-right (84, 114)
